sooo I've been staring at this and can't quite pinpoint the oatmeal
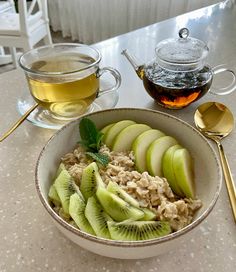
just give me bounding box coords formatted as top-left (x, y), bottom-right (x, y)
top-left (62, 144), bottom-right (202, 231)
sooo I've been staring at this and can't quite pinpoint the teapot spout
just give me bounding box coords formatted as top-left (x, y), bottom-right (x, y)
top-left (121, 49), bottom-right (144, 79)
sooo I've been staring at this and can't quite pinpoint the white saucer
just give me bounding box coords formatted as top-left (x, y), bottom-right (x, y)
top-left (17, 90), bottom-right (119, 130)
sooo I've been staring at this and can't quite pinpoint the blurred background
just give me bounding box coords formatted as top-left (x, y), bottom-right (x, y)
top-left (0, 0), bottom-right (220, 73)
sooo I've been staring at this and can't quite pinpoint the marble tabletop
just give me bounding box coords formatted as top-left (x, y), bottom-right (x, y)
top-left (0, 1), bottom-right (236, 271)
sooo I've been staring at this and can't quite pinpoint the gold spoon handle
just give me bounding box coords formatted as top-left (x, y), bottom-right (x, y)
top-left (0, 103), bottom-right (39, 142)
top-left (217, 142), bottom-right (236, 222)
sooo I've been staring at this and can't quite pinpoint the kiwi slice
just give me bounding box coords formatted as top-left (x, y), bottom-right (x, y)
top-left (96, 187), bottom-right (144, 222)
top-left (108, 220), bottom-right (171, 241)
top-left (141, 208), bottom-right (156, 221)
top-left (55, 162), bottom-right (66, 178)
top-left (85, 196), bottom-right (111, 239)
top-left (69, 193), bottom-right (95, 235)
top-left (54, 169), bottom-right (82, 215)
top-left (106, 181), bottom-right (156, 221)
top-left (106, 181), bottom-right (139, 208)
top-left (80, 162), bottom-right (105, 201)
top-left (49, 162), bottom-right (68, 207)
top-left (48, 184), bottom-right (61, 206)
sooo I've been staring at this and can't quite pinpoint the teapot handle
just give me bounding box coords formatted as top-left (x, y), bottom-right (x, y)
top-left (210, 64), bottom-right (236, 95)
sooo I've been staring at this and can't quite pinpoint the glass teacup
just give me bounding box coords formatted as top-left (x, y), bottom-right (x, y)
top-left (19, 43), bottom-right (121, 120)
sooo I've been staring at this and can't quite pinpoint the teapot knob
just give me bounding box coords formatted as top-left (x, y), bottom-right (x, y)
top-left (179, 28), bottom-right (189, 39)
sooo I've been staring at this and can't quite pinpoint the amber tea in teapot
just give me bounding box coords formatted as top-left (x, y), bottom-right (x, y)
top-left (123, 28), bottom-right (236, 109)
top-left (142, 64), bottom-right (212, 109)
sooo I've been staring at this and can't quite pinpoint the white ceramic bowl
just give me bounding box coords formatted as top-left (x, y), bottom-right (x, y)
top-left (35, 108), bottom-right (222, 259)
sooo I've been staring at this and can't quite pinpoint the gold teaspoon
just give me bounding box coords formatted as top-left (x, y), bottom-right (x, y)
top-left (194, 102), bottom-right (236, 222)
top-left (0, 103), bottom-right (39, 142)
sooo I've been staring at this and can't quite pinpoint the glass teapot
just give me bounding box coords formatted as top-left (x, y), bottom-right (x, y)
top-left (122, 28), bottom-right (236, 109)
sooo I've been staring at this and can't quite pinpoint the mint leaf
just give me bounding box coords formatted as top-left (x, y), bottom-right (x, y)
top-left (79, 118), bottom-right (98, 146)
top-left (78, 118), bottom-right (108, 166)
top-left (96, 132), bottom-right (104, 150)
top-left (86, 152), bottom-right (109, 167)
top-left (78, 117), bottom-right (105, 153)
top-left (87, 143), bottom-right (97, 151)
top-left (77, 139), bottom-right (89, 149)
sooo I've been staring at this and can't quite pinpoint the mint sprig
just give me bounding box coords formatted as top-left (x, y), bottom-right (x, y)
top-left (78, 118), bottom-right (109, 166)
top-left (86, 152), bottom-right (109, 166)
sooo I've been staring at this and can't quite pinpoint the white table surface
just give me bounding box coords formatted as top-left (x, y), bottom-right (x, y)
top-left (0, 1), bottom-right (235, 271)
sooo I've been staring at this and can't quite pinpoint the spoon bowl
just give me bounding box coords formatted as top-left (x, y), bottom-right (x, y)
top-left (194, 102), bottom-right (234, 140)
top-left (194, 102), bottom-right (236, 222)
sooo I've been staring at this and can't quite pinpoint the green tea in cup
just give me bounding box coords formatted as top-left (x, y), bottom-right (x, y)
top-left (19, 44), bottom-right (121, 120)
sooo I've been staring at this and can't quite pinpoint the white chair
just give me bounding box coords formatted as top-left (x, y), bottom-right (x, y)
top-left (0, 0), bottom-right (15, 13)
top-left (0, 0), bottom-right (52, 68)
top-left (0, 0), bottom-right (16, 63)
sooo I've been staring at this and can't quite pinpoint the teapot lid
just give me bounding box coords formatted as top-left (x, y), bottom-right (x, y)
top-left (155, 28), bottom-right (209, 71)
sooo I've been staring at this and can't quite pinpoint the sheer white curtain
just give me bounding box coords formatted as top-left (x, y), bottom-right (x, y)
top-left (48, 0), bottom-right (220, 44)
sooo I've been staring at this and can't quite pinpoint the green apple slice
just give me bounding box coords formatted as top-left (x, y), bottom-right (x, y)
top-left (103, 120), bottom-right (136, 148)
top-left (146, 136), bottom-right (178, 177)
top-left (132, 129), bottom-right (165, 173)
top-left (162, 145), bottom-right (184, 196)
top-left (173, 148), bottom-right (195, 199)
top-left (100, 123), bottom-right (115, 134)
top-left (112, 124), bottom-right (151, 152)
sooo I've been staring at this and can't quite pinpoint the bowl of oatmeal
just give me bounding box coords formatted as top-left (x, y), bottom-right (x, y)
top-left (35, 108), bottom-right (222, 259)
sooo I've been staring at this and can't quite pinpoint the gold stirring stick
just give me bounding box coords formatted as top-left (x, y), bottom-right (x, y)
top-left (0, 103), bottom-right (39, 142)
